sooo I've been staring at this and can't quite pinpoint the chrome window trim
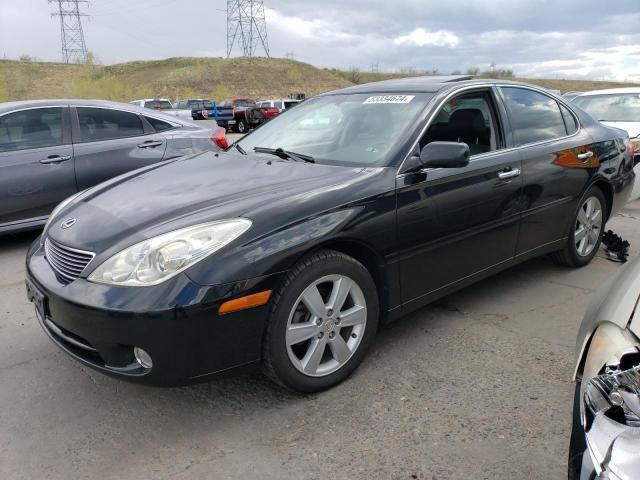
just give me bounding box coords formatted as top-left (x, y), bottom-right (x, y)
top-left (0, 105), bottom-right (68, 118)
top-left (74, 105), bottom-right (183, 128)
top-left (0, 105), bottom-right (68, 153)
top-left (396, 83), bottom-right (583, 177)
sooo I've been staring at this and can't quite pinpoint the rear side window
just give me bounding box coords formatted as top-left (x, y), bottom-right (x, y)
top-left (560, 104), bottom-right (579, 135)
top-left (145, 116), bottom-right (174, 132)
top-left (77, 108), bottom-right (144, 142)
top-left (0, 107), bottom-right (64, 152)
top-left (501, 87), bottom-right (567, 145)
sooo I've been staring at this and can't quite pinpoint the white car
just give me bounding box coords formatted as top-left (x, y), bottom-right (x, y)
top-left (573, 88), bottom-right (640, 200)
top-left (257, 99), bottom-right (300, 113)
top-left (129, 99), bottom-right (174, 111)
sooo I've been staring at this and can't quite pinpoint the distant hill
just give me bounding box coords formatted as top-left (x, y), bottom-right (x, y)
top-left (0, 57), bottom-right (637, 103)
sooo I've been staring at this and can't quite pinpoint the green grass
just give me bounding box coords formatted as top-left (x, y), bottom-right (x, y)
top-left (0, 57), bottom-right (637, 104)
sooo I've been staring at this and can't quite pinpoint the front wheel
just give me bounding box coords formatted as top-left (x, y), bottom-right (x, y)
top-left (552, 186), bottom-right (606, 267)
top-left (262, 250), bottom-right (379, 393)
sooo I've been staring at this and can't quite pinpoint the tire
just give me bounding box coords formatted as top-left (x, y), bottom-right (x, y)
top-left (551, 185), bottom-right (606, 267)
top-left (235, 119), bottom-right (248, 134)
top-left (262, 249), bottom-right (379, 393)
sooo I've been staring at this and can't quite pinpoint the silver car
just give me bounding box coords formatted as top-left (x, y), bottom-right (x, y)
top-left (0, 99), bottom-right (224, 234)
top-left (571, 254), bottom-right (640, 479)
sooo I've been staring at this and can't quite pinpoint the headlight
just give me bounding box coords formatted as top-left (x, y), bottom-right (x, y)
top-left (584, 355), bottom-right (640, 429)
top-left (41, 190), bottom-right (85, 241)
top-left (88, 219), bottom-right (252, 286)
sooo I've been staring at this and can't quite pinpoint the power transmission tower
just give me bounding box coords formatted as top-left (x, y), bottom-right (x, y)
top-left (226, 0), bottom-right (270, 58)
top-left (49, 0), bottom-right (89, 64)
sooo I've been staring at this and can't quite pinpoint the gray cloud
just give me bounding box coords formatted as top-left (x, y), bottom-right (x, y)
top-left (0, 0), bottom-right (638, 81)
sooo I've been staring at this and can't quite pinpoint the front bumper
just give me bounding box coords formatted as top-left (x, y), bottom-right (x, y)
top-left (26, 238), bottom-right (284, 386)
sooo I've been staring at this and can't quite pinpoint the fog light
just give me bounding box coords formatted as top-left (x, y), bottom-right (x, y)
top-left (134, 347), bottom-right (153, 369)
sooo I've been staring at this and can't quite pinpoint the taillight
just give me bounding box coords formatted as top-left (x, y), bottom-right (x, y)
top-left (631, 138), bottom-right (640, 156)
top-left (211, 127), bottom-right (229, 149)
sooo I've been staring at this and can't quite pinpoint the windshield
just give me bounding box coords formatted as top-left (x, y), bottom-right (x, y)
top-left (573, 94), bottom-right (640, 122)
top-left (235, 93), bottom-right (432, 166)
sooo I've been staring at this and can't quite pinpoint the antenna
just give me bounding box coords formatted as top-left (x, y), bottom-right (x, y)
top-left (226, 0), bottom-right (270, 58)
top-left (49, 0), bottom-right (89, 63)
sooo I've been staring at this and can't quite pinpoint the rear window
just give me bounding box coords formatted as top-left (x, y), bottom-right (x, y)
top-left (143, 100), bottom-right (172, 110)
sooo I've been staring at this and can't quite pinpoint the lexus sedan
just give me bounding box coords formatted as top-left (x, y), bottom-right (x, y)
top-left (0, 99), bottom-right (227, 234)
top-left (569, 254), bottom-right (640, 479)
top-left (26, 77), bottom-right (635, 392)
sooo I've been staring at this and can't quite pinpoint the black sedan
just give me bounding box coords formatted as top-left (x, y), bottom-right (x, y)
top-left (25, 77), bottom-right (636, 392)
top-left (0, 99), bottom-right (227, 234)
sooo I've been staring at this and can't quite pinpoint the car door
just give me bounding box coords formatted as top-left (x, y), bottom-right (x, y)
top-left (498, 86), bottom-right (598, 254)
top-left (0, 106), bottom-right (77, 228)
top-left (71, 106), bottom-right (167, 190)
top-left (396, 87), bottom-right (523, 307)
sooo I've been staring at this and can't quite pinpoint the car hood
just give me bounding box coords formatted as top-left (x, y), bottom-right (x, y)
top-left (601, 121), bottom-right (640, 139)
top-left (47, 151), bottom-right (389, 256)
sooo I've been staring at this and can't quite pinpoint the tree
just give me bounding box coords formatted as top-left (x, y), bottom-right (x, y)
top-left (346, 66), bottom-right (362, 84)
top-left (466, 66), bottom-right (480, 76)
top-left (211, 84), bottom-right (230, 102)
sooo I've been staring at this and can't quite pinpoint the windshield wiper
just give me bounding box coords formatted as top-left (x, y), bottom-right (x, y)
top-left (234, 143), bottom-right (247, 155)
top-left (254, 147), bottom-right (315, 163)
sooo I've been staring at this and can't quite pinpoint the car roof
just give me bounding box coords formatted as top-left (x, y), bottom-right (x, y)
top-left (323, 75), bottom-right (546, 95)
top-left (0, 99), bottom-right (189, 124)
top-left (577, 87), bottom-right (640, 96)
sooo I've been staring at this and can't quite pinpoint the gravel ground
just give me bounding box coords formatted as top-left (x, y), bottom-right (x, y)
top-left (1, 200), bottom-right (639, 480)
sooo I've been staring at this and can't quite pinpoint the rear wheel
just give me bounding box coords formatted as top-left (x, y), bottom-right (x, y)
top-left (236, 118), bottom-right (248, 134)
top-left (262, 250), bottom-right (379, 392)
top-left (552, 186), bottom-right (606, 267)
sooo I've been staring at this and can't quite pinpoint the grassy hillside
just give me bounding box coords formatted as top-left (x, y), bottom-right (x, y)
top-left (0, 57), bottom-right (637, 104)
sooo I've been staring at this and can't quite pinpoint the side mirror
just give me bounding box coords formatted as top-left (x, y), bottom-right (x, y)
top-left (420, 141), bottom-right (470, 168)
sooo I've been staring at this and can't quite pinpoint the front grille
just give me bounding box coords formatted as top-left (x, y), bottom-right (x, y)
top-left (44, 238), bottom-right (95, 284)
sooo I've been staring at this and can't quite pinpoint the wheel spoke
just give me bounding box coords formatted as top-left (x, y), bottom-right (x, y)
top-left (302, 337), bottom-right (327, 374)
top-left (329, 335), bottom-right (351, 364)
top-left (578, 236), bottom-right (588, 255)
top-left (577, 208), bottom-right (588, 225)
top-left (574, 226), bottom-right (587, 242)
top-left (588, 229), bottom-right (599, 244)
top-left (287, 322), bottom-right (321, 346)
top-left (338, 305), bottom-right (366, 327)
top-left (327, 277), bottom-right (352, 312)
top-left (584, 199), bottom-right (593, 218)
top-left (590, 208), bottom-right (602, 224)
top-left (301, 285), bottom-right (327, 319)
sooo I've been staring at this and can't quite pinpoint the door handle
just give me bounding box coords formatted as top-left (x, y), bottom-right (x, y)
top-left (577, 151), bottom-right (594, 160)
top-left (497, 168), bottom-right (521, 180)
top-left (138, 140), bottom-right (164, 148)
top-left (40, 154), bottom-right (72, 164)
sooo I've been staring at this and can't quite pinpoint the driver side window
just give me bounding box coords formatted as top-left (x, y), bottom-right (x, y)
top-left (420, 91), bottom-right (501, 156)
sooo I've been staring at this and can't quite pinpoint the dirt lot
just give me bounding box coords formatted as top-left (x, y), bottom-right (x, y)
top-left (1, 201), bottom-right (639, 480)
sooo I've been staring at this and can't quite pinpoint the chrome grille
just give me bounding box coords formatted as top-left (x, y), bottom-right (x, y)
top-left (44, 238), bottom-right (95, 284)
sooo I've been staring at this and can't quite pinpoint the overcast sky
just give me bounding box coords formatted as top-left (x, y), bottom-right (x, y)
top-left (1, 0), bottom-right (639, 81)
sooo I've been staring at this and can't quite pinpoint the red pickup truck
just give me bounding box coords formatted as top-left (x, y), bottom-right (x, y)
top-left (220, 98), bottom-right (280, 133)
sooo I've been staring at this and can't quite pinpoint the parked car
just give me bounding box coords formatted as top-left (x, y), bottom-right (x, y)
top-left (173, 99), bottom-right (235, 125)
top-left (573, 88), bottom-right (640, 200)
top-left (129, 99), bottom-right (174, 111)
top-left (569, 254), bottom-right (640, 479)
top-left (221, 98), bottom-right (280, 133)
top-left (257, 99), bottom-right (301, 113)
top-left (26, 77), bottom-right (635, 393)
top-left (0, 99), bottom-right (227, 233)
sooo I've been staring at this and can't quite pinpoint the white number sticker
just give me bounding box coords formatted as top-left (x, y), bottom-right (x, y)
top-left (363, 95), bottom-right (415, 104)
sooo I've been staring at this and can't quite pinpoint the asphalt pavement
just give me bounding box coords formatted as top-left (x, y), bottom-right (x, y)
top-left (1, 200), bottom-right (639, 480)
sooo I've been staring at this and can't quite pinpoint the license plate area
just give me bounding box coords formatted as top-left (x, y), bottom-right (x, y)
top-left (26, 278), bottom-right (48, 318)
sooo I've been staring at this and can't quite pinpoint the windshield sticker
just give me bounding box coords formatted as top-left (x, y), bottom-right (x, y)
top-left (363, 95), bottom-right (415, 104)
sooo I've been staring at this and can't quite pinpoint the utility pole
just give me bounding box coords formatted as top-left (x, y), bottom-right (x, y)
top-left (49, 0), bottom-right (89, 63)
top-left (226, 0), bottom-right (270, 58)
top-left (370, 62), bottom-right (379, 73)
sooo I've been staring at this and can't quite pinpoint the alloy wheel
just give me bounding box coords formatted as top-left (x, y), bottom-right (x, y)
top-left (285, 274), bottom-right (367, 377)
top-left (575, 196), bottom-right (603, 257)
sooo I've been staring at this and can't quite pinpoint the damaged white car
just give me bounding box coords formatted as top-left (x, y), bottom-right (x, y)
top-left (570, 255), bottom-right (640, 479)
